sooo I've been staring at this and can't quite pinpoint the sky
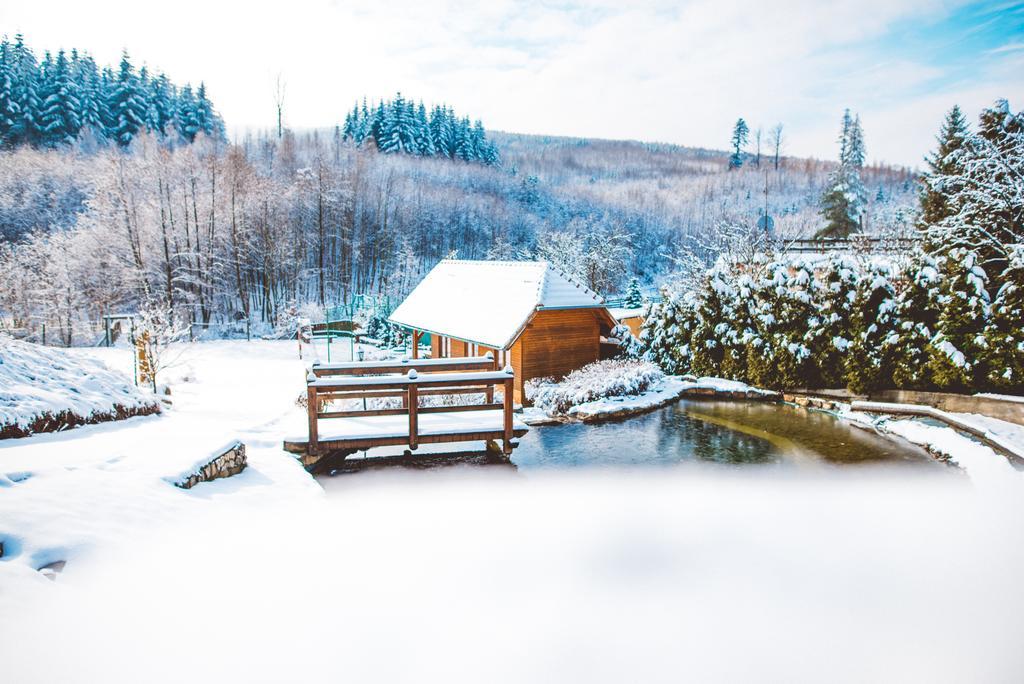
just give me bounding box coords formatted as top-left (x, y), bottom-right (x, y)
top-left (1, 0), bottom-right (1022, 167)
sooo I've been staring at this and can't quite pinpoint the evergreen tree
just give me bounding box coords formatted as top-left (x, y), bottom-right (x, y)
top-left (844, 260), bottom-right (898, 394)
top-left (0, 38), bottom-right (20, 147)
top-left (817, 109), bottom-right (867, 238)
top-left (918, 105), bottom-right (969, 229)
top-left (921, 101), bottom-right (1023, 275)
top-left (175, 84), bottom-right (200, 142)
top-left (413, 101), bottom-right (434, 155)
top-left (927, 249), bottom-right (991, 391)
top-left (107, 51), bottom-right (146, 146)
top-left (38, 50), bottom-right (81, 147)
top-left (641, 288), bottom-right (699, 375)
top-left (729, 118), bottom-right (749, 169)
top-left (10, 34), bottom-right (41, 146)
top-left (71, 52), bottom-right (105, 143)
top-left (195, 82), bottom-right (222, 139)
top-left (984, 245), bottom-right (1024, 392)
top-left (890, 250), bottom-right (943, 389)
top-left (624, 277), bottom-right (643, 308)
top-left (812, 254), bottom-right (858, 387)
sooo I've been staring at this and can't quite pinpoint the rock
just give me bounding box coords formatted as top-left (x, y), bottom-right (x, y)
top-left (174, 442), bottom-right (247, 489)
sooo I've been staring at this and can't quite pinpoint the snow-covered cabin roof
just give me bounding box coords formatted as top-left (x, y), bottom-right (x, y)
top-left (388, 260), bottom-right (607, 349)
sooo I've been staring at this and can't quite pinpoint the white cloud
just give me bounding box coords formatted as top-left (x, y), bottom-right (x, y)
top-left (0, 0), bottom-right (1020, 165)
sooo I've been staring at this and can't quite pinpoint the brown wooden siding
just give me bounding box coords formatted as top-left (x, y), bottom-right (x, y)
top-left (619, 315), bottom-right (644, 337)
top-left (512, 309), bottom-right (601, 404)
top-left (410, 309), bottom-right (605, 404)
top-left (449, 338), bottom-right (468, 358)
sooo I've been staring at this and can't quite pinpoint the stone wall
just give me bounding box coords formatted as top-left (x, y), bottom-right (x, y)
top-left (870, 390), bottom-right (1024, 427)
top-left (175, 441), bottom-right (247, 489)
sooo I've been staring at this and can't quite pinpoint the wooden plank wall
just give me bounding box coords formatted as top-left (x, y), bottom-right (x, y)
top-left (511, 309), bottom-right (601, 404)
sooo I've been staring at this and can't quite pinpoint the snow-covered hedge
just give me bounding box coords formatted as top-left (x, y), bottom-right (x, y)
top-left (640, 245), bottom-right (1024, 395)
top-left (0, 336), bottom-right (160, 439)
top-left (527, 360), bottom-right (664, 415)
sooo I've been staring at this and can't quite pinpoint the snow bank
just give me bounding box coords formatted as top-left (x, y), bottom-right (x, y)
top-left (528, 360), bottom-right (664, 415)
top-left (0, 336), bottom-right (160, 438)
top-left (881, 420), bottom-right (1019, 488)
top-left (525, 363), bottom-right (780, 424)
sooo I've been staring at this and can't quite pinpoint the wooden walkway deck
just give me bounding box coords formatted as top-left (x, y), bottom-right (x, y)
top-left (284, 355), bottom-right (529, 470)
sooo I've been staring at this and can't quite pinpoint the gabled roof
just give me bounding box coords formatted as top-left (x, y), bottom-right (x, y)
top-left (388, 259), bottom-right (607, 349)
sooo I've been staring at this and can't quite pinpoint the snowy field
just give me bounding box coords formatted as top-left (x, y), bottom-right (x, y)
top-left (2, 340), bottom-right (1024, 682)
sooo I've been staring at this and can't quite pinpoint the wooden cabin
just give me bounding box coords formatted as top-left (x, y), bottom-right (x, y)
top-left (609, 306), bottom-right (646, 337)
top-left (388, 260), bottom-right (618, 404)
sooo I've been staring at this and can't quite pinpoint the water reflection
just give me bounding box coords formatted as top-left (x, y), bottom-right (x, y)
top-left (317, 400), bottom-right (938, 477)
top-left (511, 400), bottom-right (936, 470)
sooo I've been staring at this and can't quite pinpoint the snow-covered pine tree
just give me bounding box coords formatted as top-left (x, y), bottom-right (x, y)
top-left (889, 250), bottom-right (942, 389)
top-left (984, 244), bottom-right (1024, 392)
top-left (10, 34), bottom-right (40, 147)
top-left (743, 259), bottom-right (815, 389)
top-left (72, 53), bottom-right (106, 144)
top-left (926, 248), bottom-right (991, 391)
top-left (812, 253), bottom-right (858, 387)
top-left (690, 260), bottom-right (749, 380)
top-left (919, 105), bottom-right (968, 230)
top-left (107, 51), bottom-right (146, 146)
top-left (844, 259), bottom-right (898, 394)
top-left (0, 38), bottom-right (20, 147)
top-left (175, 84), bottom-right (200, 142)
top-left (624, 277), bottom-right (643, 308)
top-left (922, 101), bottom-right (1023, 276)
top-left (729, 118), bottom-right (749, 169)
top-left (816, 109), bottom-right (867, 239)
top-left (195, 83), bottom-right (222, 139)
top-left (414, 102), bottom-right (435, 156)
top-left (454, 116), bottom-right (474, 161)
top-left (342, 102), bottom-right (360, 141)
top-left (640, 287), bottom-right (699, 375)
top-left (38, 49), bottom-right (81, 147)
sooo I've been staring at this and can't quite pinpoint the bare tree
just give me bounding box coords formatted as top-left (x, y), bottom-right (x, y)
top-left (753, 127), bottom-right (763, 168)
top-left (771, 123), bottom-right (785, 170)
top-left (273, 74), bottom-right (286, 139)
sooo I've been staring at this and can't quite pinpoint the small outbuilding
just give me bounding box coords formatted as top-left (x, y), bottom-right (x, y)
top-left (388, 259), bottom-right (618, 403)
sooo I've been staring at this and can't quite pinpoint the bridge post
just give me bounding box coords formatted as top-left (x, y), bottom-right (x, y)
top-left (408, 372), bottom-right (419, 450)
top-left (307, 372), bottom-right (319, 455)
top-left (503, 366), bottom-right (514, 455)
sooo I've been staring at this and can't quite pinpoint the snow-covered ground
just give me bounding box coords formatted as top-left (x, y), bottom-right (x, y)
top-left (0, 340), bottom-right (326, 597)
top-left (4, 471), bottom-right (1024, 683)
top-left (4, 340), bottom-right (1024, 683)
top-left (841, 404), bottom-right (1024, 487)
top-left (0, 336), bottom-right (159, 436)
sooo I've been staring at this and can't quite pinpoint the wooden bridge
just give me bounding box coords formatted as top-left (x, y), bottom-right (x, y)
top-left (283, 354), bottom-right (529, 471)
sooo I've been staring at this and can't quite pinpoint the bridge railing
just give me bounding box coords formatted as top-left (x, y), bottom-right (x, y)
top-left (304, 354), bottom-right (514, 455)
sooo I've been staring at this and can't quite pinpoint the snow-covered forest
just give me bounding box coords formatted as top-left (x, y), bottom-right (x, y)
top-left (341, 93), bottom-right (499, 165)
top-left (0, 34), bottom-right (224, 150)
top-left (0, 99), bottom-right (917, 346)
top-left (641, 100), bottom-right (1024, 394)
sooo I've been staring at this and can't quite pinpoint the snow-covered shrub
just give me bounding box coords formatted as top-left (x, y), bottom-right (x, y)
top-left (927, 249), bottom-right (991, 391)
top-left (844, 259), bottom-right (899, 394)
top-left (529, 360), bottom-right (664, 415)
top-left (890, 250), bottom-right (943, 389)
top-left (985, 244), bottom-right (1024, 391)
top-left (608, 324), bottom-right (642, 358)
top-left (640, 287), bottom-right (698, 375)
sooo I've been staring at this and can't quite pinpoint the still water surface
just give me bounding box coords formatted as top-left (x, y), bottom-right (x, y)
top-left (511, 400), bottom-right (936, 470)
top-left (322, 400), bottom-right (939, 476)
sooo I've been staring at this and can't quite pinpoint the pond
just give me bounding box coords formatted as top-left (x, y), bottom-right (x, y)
top-left (511, 400), bottom-right (937, 470)
top-left (320, 400), bottom-right (940, 476)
